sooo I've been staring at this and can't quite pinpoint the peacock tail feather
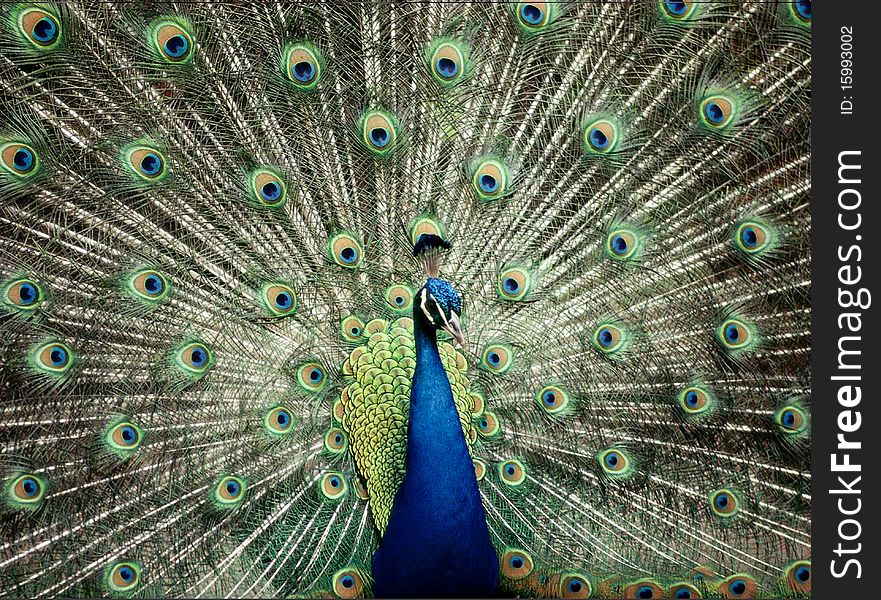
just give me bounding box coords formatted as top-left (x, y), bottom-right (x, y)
top-left (0, 1), bottom-right (810, 598)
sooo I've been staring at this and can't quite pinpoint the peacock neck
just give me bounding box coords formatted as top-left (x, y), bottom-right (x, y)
top-left (371, 311), bottom-right (499, 597)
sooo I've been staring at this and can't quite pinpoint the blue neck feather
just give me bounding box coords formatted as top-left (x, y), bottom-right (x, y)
top-left (371, 312), bottom-right (499, 598)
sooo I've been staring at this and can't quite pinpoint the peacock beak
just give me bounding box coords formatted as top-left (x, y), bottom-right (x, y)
top-left (442, 311), bottom-right (468, 350)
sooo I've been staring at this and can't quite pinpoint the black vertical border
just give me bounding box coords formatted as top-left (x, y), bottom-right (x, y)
top-left (812, 2), bottom-right (878, 598)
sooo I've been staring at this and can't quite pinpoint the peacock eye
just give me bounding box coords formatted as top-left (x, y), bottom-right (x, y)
top-left (481, 344), bottom-right (513, 374)
top-left (408, 215), bottom-right (446, 246)
top-left (775, 404), bottom-right (809, 435)
top-left (152, 20), bottom-right (193, 63)
top-left (264, 406), bottom-right (294, 435)
top-left (784, 560), bottom-right (811, 595)
top-left (430, 41), bottom-right (465, 84)
top-left (361, 110), bottom-right (398, 154)
top-left (558, 573), bottom-right (592, 599)
top-left (18, 9), bottom-right (61, 48)
top-left (33, 341), bottom-right (73, 375)
top-left (719, 574), bottom-right (757, 598)
top-left (471, 158), bottom-right (510, 200)
top-left (584, 120), bottom-right (617, 153)
top-left (285, 44), bottom-right (322, 88)
top-left (790, 0), bottom-right (811, 23)
top-left (678, 386), bottom-right (711, 414)
top-left (1, 142), bottom-right (39, 177)
top-left (592, 323), bottom-right (627, 355)
top-left (660, 0), bottom-right (696, 19)
top-left (250, 169), bottom-right (287, 207)
top-left (324, 427), bottom-right (347, 454)
top-left (473, 458), bottom-right (487, 481)
top-left (296, 362), bottom-right (327, 392)
top-left (129, 269), bottom-right (169, 302)
top-left (536, 385), bottom-right (570, 415)
top-left (498, 459), bottom-right (526, 486)
top-left (3, 278), bottom-right (44, 310)
top-left (497, 267), bottom-right (532, 301)
top-left (9, 474), bottom-right (46, 505)
top-left (700, 95), bottom-right (735, 128)
top-left (106, 421), bottom-right (144, 454)
top-left (125, 146), bottom-right (167, 181)
top-left (176, 342), bottom-right (213, 375)
top-left (709, 488), bottom-right (740, 517)
top-left (328, 232), bottom-right (363, 269)
top-left (734, 220), bottom-right (773, 255)
top-left (669, 583), bottom-right (699, 599)
top-left (106, 561), bottom-right (141, 592)
top-left (385, 285), bottom-right (414, 313)
top-left (501, 548), bottom-right (534, 579)
top-left (597, 447), bottom-right (633, 477)
top-left (213, 476), bottom-right (246, 508)
top-left (320, 471), bottom-right (348, 500)
top-left (332, 569), bottom-right (364, 599)
top-left (517, 2), bottom-right (551, 29)
top-left (340, 315), bottom-right (366, 343)
top-left (606, 229), bottom-right (639, 260)
top-left (476, 411), bottom-right (501, 439)
top-left (718, 318), bottom-right (751, 350)
top-left (262, 283), bottom-right (297, 316)
top-left (624, 581), bottom-right (664, 599)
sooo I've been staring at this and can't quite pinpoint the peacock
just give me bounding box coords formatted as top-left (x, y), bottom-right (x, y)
top-left (0, 0), bottom-right (812, 598)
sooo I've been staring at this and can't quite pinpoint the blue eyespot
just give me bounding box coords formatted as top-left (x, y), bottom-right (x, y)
top-left (143, 274), bottom-right (164, 296)
top-left (685, 391), bottom-right (699, 407)
top-left (568, 580), bottom-right (583, 593)
top-left (795, 566), bottom-right (810, 582)
top-left (261, 182), bottom-right (282, 202)
top-left (118, 566), bottom-right (135, 582)
top-left (503, 277), bottom-right (520, 293)
top-left (604, 453), bottom-right (619, 468)
top-left (435, 57), bottom-right (458, 79)
top-left (665, 0), bottom-right (688, 16)
top-left (21, 477), bottom-right (39, 497)
top-left (13, 148), bottom-right (34, 172)
top-left (292, 60), bottom-right (315, 83)
top-left (598, 328), bottom-right (613, 347)
top-left (18, 282), bottom-right (37, 305)
top-left (479, 174), bottom-right (498, 193)
top-left (724, 324), bottom-right (740, 343)
top-left (32, 17), bottom-right (58, 43)
top-left (674, 589), bottom-right (691, 599)
top-left (520, 3), bottom-right (544, 25)
top-left (781, 409), bottom-right (796, 427)
top-left (704, 102), bottom-right (725, 124)
top-left (276, 410), bottom-right (290, 427)
top-left (225, 480), bottom-right (240, 496)
top-left (610, 235), bottom-right (628, 255)
top-left (369, 127), bottom-right (390, 148)
top-left (139, 153), bottom-right (162, 176)
top-left (589, 127), bottom-right (609, 150)
top-left (164, 34), bottom-right (189, 58)
top-left (309, 368), bottom-right (323, 383)
top-left (715, 493), bottom-right (730, 510)
top-left (394, 295), bottom-right (405, 306)
top-left (120, 426), bottom-right (137, 444)
top-left (740, 226), bottom-right (758, 248)
top-left (638, 585), bottom-right (655, 599)
top-left (339, 247), bottom-right (358, 264)
top-left (542, 391), bottom-right (556, 406)
top-left (510, 555), bottom-right (524, 569)
top-left (190, 347), bottom-right (207, 367)
top-left (794, 1), bottom-right (811, 20)
top-left (487, 352), bottom-right (501, 366)
top-left (729, 579), bottom-right (746, 595)
top-left (50, 347), bottom-right (67, 367)
top-left (505, 464), bottom-right (516, 476)
top-left (274, 291), bottom-right (292, 310)
top-left (329, 475), bottom-right (341, 488)
top-left (340, 575), bottom-right (355, 589)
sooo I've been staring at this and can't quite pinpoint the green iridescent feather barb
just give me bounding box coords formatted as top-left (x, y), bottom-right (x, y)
top-left (0, 1), bottom-right (810, 598)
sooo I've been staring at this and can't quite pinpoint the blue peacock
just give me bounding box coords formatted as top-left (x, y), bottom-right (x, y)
top-left (0, 1), bottom-right (811, 598)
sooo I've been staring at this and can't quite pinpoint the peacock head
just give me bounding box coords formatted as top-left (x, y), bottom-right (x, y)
top-left (413, 234), bottom-right (466, 348)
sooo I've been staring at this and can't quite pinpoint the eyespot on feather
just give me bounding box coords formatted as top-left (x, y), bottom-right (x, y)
top-left (597, 447), bottom-right (633, 478)
top-left (516, 2), bottom-right (552, 30)
top-left (125, 146), bottom-right (167, 181)
top-left (659, 0), bottom-right (697, 20)
top-left (264, 406), bottom-right (295, 435)
top-left (476, 411), bottom-right (501, 438)
top-left (700, 95), bottom-right (735, 129)
top-left (328, 232), bottom-right (363, 269)
top-left (296, 362), bottom-right (327, 392)
top-left (360, 110), bottom-right (398, 154)
top-left (536, 385), bottom-right (570, 415)
top-left (709, 488), bottom-right (740, 518)
top-left (285, 43), bottom-right (322, 89)
top-left (473, 458), bottom-right (487, 481)
top-left (32, 341), bottom-right (73, 375)
top-left (341, 315), bottom-right (366, 342)
top-left (250, 168), bottom-right (287, 207)
top-left (3, 278), bottom-right (44, 310)
top-left (320, 472), bottom-right (348, 500)
top-left (669, 582), bottom-right (702, 599)
top-left (150, 19), bottom-right (193, 63)
top-left (788, 1), bottom-right (812, 25)
top-left (606, 228), bottom-right (641, 260)
top-left (718, 574), bottom-right (757, 599)
top-left (481, 344), bottom-right (513, 374)
top-left (775, 402), bottom-right (809, 437)
top-left (498, 458), bottom-right (526, 486)
top-left (501, 548), bottom-right (534, 579)
top-left (559, 573), bottom-right (592, 598)
top-left (677, 385), bottom-right (714, 416)
top-left (1, 142), bottom-right (40, 177)
top-left (127, 269), bottom-right (169, 302)
top-left (497, 267), bottom-right (532, 301)
top-left (106, 561), bottom-right (141, 593)
top-left (470, 158), bottom-right (510, 201)
top-left (384, 285), bottom-right (414, 313)
top-left (174, 342), bottom-right (214, 376)
top-left (430, 40), bottom-right (466, 84)
top-left (17, 8), bottom-right (62, 48)
top-left (213, 476), bottom-right (246, 507)
top-left (262, 283), bottom-right (297, 316)
top-left (105, 421), bottom-right (144, 456)
top-left (324, 427), bottom-right (348, 454)
top-left (783, 560), bottom-right (811, 595)
top-left (584, 119), bottom-right (617, 154)
top-left (716, 318), bottom-right (755, 352)
top-left (592, 323), bottom-right (627, 355)
top-left (7, 473), bottom-right (46, 507)
top-left (331, 568), bottom-right (363, 599)
top-left (409, 215), bottom-right (446, 246)
top-left (624, 579), bottom-right (664, 599)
